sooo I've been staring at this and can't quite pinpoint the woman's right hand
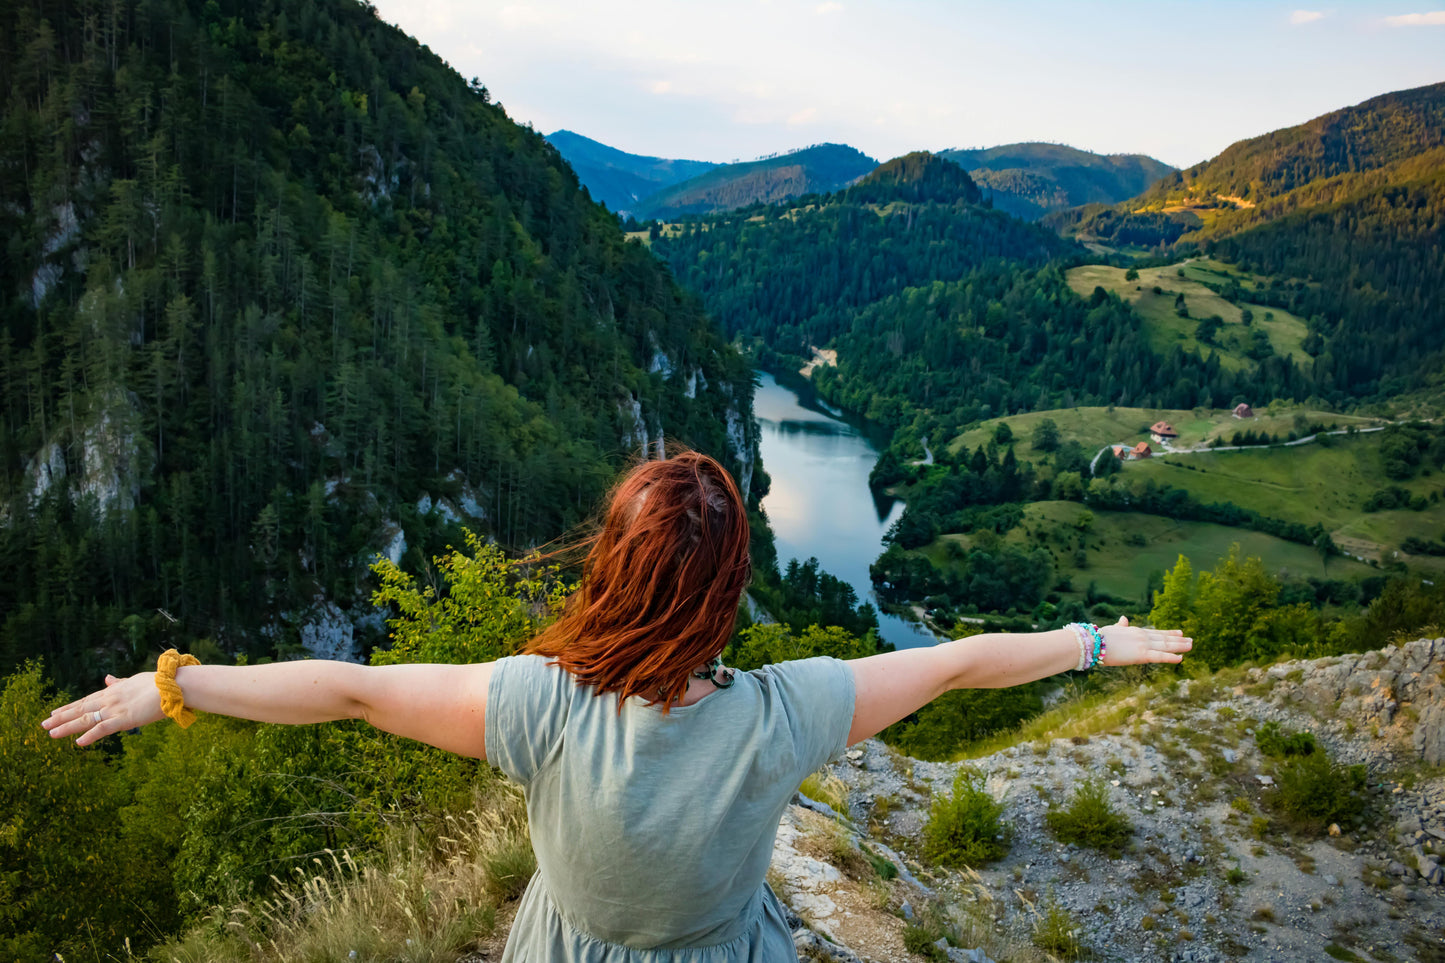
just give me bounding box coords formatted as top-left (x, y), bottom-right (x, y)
top-left (41, 672), bottom-right (165, 747)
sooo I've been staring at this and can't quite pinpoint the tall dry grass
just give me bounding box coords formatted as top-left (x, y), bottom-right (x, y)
top-left (152, 785), bottom-right (533, 963)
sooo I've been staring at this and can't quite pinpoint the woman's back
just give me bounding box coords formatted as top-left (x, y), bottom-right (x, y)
top-left (487, 653), bottom-right (855, 960)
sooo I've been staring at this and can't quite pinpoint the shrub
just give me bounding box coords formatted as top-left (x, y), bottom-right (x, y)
top-left (1255, 720), bottom-right (1319, 758)
top-left (1270, 751), bottom-right (1368, 834)
top-left (1045, 777), bottom-right (1133, 857)
top-left (922, 768), bottom-right (1012, 868)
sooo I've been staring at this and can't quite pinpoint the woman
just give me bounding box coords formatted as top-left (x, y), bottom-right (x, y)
top-left (44, 451), bottom-right (1190, 962)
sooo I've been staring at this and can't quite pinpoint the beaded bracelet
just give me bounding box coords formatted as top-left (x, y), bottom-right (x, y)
top-left (1066, 622), bottom-right (1107, 671)
top-left (1067, 622), bottom-right (1092, 671)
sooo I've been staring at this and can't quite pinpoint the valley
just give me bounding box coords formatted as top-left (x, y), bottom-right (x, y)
top-left (3, 0), bottom-right (1444, 958)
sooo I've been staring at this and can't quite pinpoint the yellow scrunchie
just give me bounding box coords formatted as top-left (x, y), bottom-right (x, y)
top-left (156, 648), bottom-right (201, 728)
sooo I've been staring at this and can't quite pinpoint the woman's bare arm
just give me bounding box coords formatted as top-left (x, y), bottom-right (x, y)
top-left (845, 619), bottom-right (1190, 746)
top-left (42, 660), bottom-right (495, 759)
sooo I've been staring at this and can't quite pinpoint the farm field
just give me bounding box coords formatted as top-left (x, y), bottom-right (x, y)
top-left (1065, 258), bottom-right (1311, 370)
top-left (946, 404), bottom-right (1381, 465)
top-left (919, 501), bottom-right (1376, 608)
top-left (1123, 437), bottom-right (1445, 567)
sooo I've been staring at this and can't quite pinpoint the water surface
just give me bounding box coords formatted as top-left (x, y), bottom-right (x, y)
top-left (754, 372), bottom-right (936, 650)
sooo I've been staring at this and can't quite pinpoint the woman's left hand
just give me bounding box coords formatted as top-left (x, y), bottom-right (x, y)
top-left (1099, 616), bottom-right (1191, 666)
top-left (42, 672), bottom-right (164, 747)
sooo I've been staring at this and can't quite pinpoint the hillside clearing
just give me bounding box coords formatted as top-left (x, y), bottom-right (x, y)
top-left (1066, 259), bottom-right (1311, 370)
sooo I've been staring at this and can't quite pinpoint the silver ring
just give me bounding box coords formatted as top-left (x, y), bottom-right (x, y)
top-left (91, 710), bottom-right (103, 724)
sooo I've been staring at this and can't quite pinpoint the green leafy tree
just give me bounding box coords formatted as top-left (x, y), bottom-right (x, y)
top-left (1032, 418), bottom-right (1061, 453)
top-left (727, 623), bottom-right (875, 671)
top-left (1149, 555), bottom-right (1195, 629)
top-left (370, 530), bottom-right (571, 666)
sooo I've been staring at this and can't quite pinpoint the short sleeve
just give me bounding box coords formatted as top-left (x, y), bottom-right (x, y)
top-left (485, 655), bottom-right (574, 785)
top-left (755, 657), bottom-right (857, 779)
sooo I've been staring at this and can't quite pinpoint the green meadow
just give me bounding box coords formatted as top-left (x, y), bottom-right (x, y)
top-left (920, 501), bottom-right (1377, 608)
top-left (946, 404), bottom-right (1380, 465)
top-left (1065, 258), bottom-right (1311, 370)
top-left (1125, 437), bottom-right (1445, 567)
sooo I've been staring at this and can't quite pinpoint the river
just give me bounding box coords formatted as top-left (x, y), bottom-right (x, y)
top-left (753, 371), bottom-right (938, 650)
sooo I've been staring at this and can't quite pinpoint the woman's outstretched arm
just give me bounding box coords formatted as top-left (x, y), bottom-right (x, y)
top-left (845, 618), bottom-right (1190, 746)
top-left (41, 659), bottom-right (495, 759)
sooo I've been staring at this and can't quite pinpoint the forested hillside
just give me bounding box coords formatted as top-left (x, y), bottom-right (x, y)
top-left (0, 0), bottom-right (755, 686)
top-left (941, 142), bottom-right (1175, 220)
top-left (650, 151), bottom-right (1067, 359)
top-left (544, 129), bottom-right (718, 213)
top-left (1052, 83), bottom-right (1445, 397)
top-left (633, 143), bottom-right (877, 219)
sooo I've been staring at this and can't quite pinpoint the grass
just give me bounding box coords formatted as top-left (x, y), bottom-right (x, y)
top-left (1030, 892), bottom-right (1086, 961)
top-left (944, 403), bottom-right (1378, 463)
top-left (1065, 259), bottom-right (1311, 370)
top-left (1128, 435), bottom-right (1445, 563)
top-left (155, 785), bottom-right (530, 963)
top-left (954, 676), bottom-right (1155, 760)
top-left (922, 500), bottom-right (1374, 608)
top-left (799, 769), bottom-right (849, 815)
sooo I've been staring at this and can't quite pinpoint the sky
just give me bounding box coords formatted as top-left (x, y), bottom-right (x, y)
top-left (368, 1), bottom-right (1445, 169)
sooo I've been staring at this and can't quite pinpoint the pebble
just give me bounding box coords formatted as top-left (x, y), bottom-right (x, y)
top-left (1256, 774), bottom-right (1275, 787)
top-left (1221, 748), bottom-right (1237, 763)
top-left (1324, 874), bottom-right (1339, 886)
top-left (901, 900), bottom-right (913, 920)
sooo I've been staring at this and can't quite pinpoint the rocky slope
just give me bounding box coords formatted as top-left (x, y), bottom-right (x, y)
top-left (768, 638), bottom-right (1445, 962)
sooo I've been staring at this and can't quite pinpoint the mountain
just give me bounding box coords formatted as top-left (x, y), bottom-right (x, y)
top-left (0, 0), bottom-right (755, 685)
top-left (650, 152), bottom-right (1069, 360)
top-left (940, 142), bottom-right (1176, 219)
top-left (1053, 82), bottom-right (1445, 397)
top-left (844, 150), bottom-right (983, 206)
top-left (544, 130), bottom-right (718, 214)
top-left (633, 143), bottom-right (879, 220)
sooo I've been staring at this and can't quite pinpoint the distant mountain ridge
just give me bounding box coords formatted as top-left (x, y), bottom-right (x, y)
top-left (941, 142), bottom-right (1176, 220)
top-left (632, 144), bottom-right (879, 220)
top-left (544, 130), bottom-right (718, 213)
top-left (1056, 82), bottom-right (1445, 249)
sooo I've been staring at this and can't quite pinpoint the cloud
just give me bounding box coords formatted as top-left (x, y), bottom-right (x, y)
top-left (815, 2), bottom-right (843, 14)
top-left (651, 80), bottom-right (672, 94)
top-left (788, 106), bottom-right (818, 125)
top-left (1384, 11), bottom-right (1445, 24)
top-left (1289, 10), bottom-right (1326, 23)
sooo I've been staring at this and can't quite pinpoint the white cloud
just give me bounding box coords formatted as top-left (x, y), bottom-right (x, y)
top-left (1289, 10), bottom-right (1326, 23)
top-left (816, 2), bottom-right (843, 14)
top-left (788, 106), bottom-right (819, 125)
top-left (1384, 11), bottom-right (1445, 24)
top-left (651, 79), bottom-right (673, 94)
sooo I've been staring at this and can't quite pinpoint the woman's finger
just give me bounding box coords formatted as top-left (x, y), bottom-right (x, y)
top-left (104, 674), bottom-right (119, 686)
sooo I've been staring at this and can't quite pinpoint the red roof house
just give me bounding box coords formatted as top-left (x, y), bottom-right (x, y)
top-left (1149, 421), bottom-right (1177, 444)
top-left (1232, 403), bottom-right (1254, 419)
top-left (1132, 442), bottom-right (1152, 458)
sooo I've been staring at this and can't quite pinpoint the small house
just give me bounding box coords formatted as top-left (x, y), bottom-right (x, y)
top-left (1232, 403), bottom-right (1254, 419)
top-left (1149, 421), bottom-right (1177, 445)
top-left (1132, 442), bottom-right (1152, 459)
top-left (1112, 445), bottom-right (1129, 460)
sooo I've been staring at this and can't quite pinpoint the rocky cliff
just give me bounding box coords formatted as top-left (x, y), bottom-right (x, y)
top-left (767, 638), bottom-right (1445, 962)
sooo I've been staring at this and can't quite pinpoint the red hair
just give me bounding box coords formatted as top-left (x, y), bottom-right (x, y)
top-left (525, 450), bottom-right (751, 709)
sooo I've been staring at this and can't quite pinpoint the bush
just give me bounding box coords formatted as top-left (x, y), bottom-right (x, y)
top-left (1270, 751), bottom-right (1368, 834)
top-left (1045, 777), bottom-right (1133, 857)
top-left (922, 768), bottom-right (1012, 868)
top-left (1254, 720), bottom-right (1318, 758)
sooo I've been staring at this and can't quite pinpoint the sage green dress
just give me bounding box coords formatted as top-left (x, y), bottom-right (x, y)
top-left (485, 654), bottom-right (857, 962)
